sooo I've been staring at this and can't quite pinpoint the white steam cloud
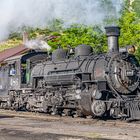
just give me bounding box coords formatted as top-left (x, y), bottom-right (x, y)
top-left (0, 0), bottom-right (123, 41)
top-left (25, 39), bottom-right (52, 50)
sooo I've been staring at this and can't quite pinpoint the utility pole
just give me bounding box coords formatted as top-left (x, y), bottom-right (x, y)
top-left (128, 0), bottom-right (135, 11)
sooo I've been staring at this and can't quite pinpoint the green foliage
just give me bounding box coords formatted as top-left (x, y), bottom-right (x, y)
top-left (100, 0), bottom-right (118, 25)
top-left (135, 47), bottom-right (140, 62)
top-left (132, 0), bottom-right (140, 18)
top-left (119, 12), bottom-right (140, 46)
top-left (9, 32), bottom-right (21, 40)
top-left (21, 27), bottom-right (52, 39)
top-left (48, 24), bottom-right (107, 52)
top-left (0, 20), bottom-right (108, 53)
top-left (118, 1), bottom-right (140, 61)
top-left (0, 39), bottom-right (22, 51)
top-left (1, 0), bottom-right (140, 62)
top-left (48, 19), bottom-right (64, 31)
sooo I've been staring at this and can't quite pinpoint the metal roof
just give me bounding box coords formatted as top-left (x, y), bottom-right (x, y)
top-left (0, 45), bottom-right (29, 63)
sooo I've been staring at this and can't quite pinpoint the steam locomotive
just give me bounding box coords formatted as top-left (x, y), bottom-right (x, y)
top-left (0, 26), bottom-right (140, 120)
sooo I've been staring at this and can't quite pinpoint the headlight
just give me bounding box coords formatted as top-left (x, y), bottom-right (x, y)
top-left (127, 45), bottom-right (135, 54)
top-left (119, 45), bottom-right (136, 54)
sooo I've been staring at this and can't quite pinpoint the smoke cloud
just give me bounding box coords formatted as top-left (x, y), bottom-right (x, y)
top-left (0, 0), bottom-right (123, 41)
top-left (25, 39), bottom-right (52, 50)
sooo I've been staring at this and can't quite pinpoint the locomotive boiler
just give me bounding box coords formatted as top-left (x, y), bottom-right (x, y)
top-left (0, 26), bottom-right (140, 120)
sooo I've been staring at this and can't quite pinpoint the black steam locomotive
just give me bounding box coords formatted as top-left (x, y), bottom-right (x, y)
top-left (0, 26), bottom-right (140, 120)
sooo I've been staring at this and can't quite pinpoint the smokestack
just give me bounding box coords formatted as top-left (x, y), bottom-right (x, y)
top-left (105, 26), bottom-right (120, 53)
top-left (23, 32), bottom-right (29, 44)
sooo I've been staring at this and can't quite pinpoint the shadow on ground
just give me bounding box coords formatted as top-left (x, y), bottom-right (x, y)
top-left (0, 128), bottom-right (118, 140)
top-left (0, 115), bottom-right (14, 119)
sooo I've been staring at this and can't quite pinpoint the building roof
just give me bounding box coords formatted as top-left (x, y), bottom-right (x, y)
top-left (0, 45), bottom-right (29, 63)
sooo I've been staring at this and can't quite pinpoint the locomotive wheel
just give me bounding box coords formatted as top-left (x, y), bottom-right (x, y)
top-left (91, 100), bottom-right (106, 117)
top-left (26, 103), bottom-right (32, 112)
top-left (13, 103), bottom-right (19, 111)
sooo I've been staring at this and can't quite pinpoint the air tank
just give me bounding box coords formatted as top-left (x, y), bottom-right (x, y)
top-left (75, 44), bottom-right (92, 57)
top-left (52, 48), bottom-right (67, 61)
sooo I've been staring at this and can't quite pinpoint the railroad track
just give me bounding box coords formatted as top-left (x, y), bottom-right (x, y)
top-left (0, 109), bottom-right (139, 129)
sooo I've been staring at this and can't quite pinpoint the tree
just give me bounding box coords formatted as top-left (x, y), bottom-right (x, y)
top-left (118, 0), bottom-right (140, 61)
top-left (100, 0), bottom-right (120, 25)
top-left (47, 24), bottom-right (107, 52)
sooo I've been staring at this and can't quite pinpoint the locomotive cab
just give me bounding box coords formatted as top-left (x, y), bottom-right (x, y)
top-left (3, 51), bottom-right (48, 91)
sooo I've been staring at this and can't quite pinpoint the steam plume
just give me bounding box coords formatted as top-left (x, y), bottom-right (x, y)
top-left (24, 39), bottom-right (52, 50)
top-left (0, 0), bottom-right (123, 41)
top-left (23, 32), bottom-right (51, 50)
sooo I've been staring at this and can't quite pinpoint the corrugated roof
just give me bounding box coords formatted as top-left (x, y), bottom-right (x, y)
top-left (0, 45), bottom-right (29, 63)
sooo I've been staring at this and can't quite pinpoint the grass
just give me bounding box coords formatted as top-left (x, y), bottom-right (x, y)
top-left (0, 39), bottom-right (22, 52)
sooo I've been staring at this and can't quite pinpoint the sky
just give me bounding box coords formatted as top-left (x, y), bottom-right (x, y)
top-left (0, 0), bottom-right (123, 41)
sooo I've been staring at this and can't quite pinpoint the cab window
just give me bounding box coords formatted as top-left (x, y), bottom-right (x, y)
top-left (9, 63), bottom-right (16, 76)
